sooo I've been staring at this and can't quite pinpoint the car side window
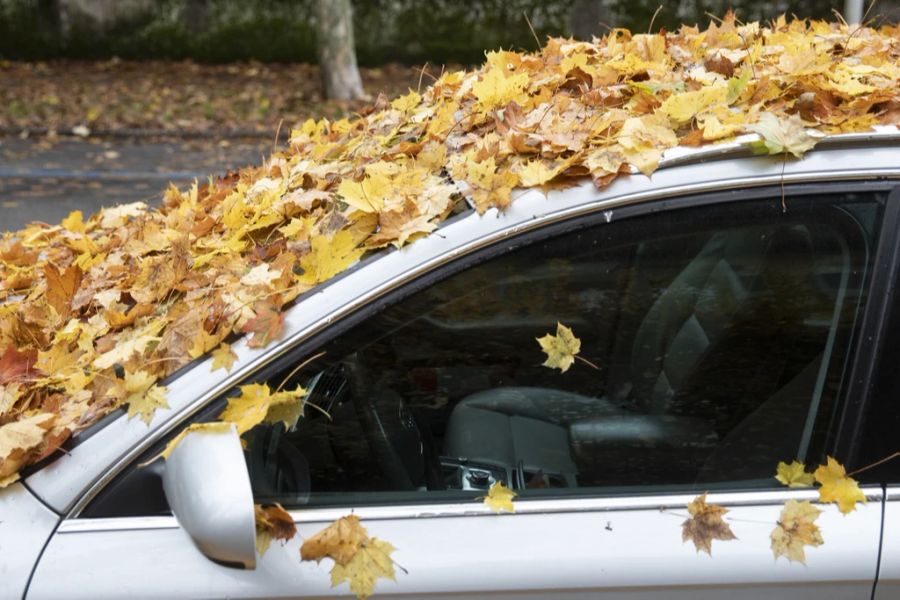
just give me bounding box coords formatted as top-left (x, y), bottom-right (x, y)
top-left (238, 190), bottom-right (882, 508)
top-left (82, 189), bottom-right (885, 518)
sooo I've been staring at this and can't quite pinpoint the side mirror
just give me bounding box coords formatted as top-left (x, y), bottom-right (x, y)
top-left (162, 424), bottom-right (256, 569)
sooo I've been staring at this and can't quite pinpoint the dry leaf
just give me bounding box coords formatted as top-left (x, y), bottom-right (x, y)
top-left (301, 514), bottom-right (369, 566)
top-left (536, 322), bottom-right (582, 373)
top-left (775, 460), bottom-right (815, 488)
top-left (681, 493), bottom-right (737, 555)
top-left (771, 499), bottom-right (824, 564)
top-left (814, 456), bottom-right (866, 514)
top-left (255, 503), bottom-right (297, 556)
top-left (331, 538), bottom-right (397, 600)
top-left (210, 343), bottom-right (238, 373)
top-left (483, 481), bottom-right (517, 513)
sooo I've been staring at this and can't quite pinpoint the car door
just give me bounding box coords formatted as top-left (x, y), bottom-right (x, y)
top-left (28, 182), bottom-right (896, 599)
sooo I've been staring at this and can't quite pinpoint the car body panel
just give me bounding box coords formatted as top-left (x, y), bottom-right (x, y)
top-left (29, 489), bottom-right (883, 599)
top-left (26, 139), bottom-right (900, 518)
top-left (875, 487), bottom-right (900, 599)
top-left (0, 484), bottom-right (59, 599)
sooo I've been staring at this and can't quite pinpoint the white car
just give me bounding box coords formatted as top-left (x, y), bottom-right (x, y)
top-left (5, 131), bottom-right (900, 599)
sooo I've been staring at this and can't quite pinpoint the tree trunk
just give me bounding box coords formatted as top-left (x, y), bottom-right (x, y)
top-left (315, 0), bottom-right (365, 101)
top-left (569, 0), bottom-right (615, 41)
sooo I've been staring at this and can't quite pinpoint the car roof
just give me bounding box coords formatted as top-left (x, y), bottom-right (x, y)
top-left (28, 139), bottom-right (900, 515)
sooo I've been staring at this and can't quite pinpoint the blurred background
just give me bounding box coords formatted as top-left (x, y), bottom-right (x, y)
top-left (1, 0), bottom-right (896, 230)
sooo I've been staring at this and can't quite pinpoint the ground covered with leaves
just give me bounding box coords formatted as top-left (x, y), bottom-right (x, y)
top-left (0, 60), bottom-right (434, 136)
top-left (1, 15), bottom-right (899, 598)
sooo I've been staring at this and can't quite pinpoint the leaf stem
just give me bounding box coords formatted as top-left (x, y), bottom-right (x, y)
top-left (575, 354), bottom-right (601, 370)
top-left (848, 451), bottom-right (900, 477)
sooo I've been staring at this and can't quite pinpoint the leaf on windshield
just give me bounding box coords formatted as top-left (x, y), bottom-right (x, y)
top-left (255, 503), bottom-right (297, 556)
top-left (771, 499), bottom-right (824, 564)
top-left (536, 322), bottom-right (582, 373)
top-left (681, 493), bottom-right (737, 555)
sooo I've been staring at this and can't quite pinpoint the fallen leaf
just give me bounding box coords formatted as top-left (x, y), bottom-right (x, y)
top-left (749, 112), bottom-right (819, 158)
top-left (219, 383), bottom-right (306, 435)
top-left (331, 538), bottom-right (397, 600)
top-left (483, 481), bottom-right (517, 513)
top-left (775, 460), bottom-right (815, 488)
top-left (211, 343), bottom-right (238, 373)
top-left (536, 322), bottom-right (582, 373)
top-left (242, 301), bottom-right (285, 349)
top-left (146, 421), bottom-right (234, 464)
top-left (0, 347), bottom-right (38, 385)
top-left (814, 456), bottom-right (866, 514)
top-left (301, 514), bottom-right (369, 566)
top-left (255, 503), bottom-right (297, 556)
top-left (771, 499), bottom-right (823, 564)
top-left (681, 492), bottom-right (737, 555)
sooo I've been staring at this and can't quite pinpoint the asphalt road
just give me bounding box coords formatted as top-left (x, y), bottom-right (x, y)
top-left (0, 136), bottom-right (274, 232)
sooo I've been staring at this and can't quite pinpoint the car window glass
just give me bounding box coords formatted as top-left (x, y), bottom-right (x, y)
top-left (82, 190), bottom-right (885, 517)
top-left (240, 191), bottom-right (881, 508)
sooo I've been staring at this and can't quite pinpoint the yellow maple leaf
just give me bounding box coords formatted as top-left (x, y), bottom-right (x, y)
top-left (516, 160), bottom-right (559, 187)
top-left (211, 343), bottom-right (238, 373)
top-left (749, 112), bottom-right (819, 158)
top-left (60, 210), bottom-right (86, 233)
top-left (0, 412), bottom-right (55, 480)
top-left (124, 370), bottom-right (169, 425)
top-left (299, 230), bottom-right (366, 285)
top-left (337, 168), bottom-right (394, 214)
top-left (331, 538), bottom-right (397, 600)
top-left (483, 481), bottom-right (517, 513)
top-left (771, 499), bottom-right (824, 564)
top-left (617, 114), bottom-right (679, 175)
top-left (219, 383), bottom-right (306, 434)
top-left (472, 67), bottom-right (530, 114)
top-left (536, 322), bottom-right (582, 373)
top-left (775, 460), bottom-right (815, 488)
top-left (144, 421), bottom-right (234, 464)
top-left (659, 85), bottom-right (728, 124)
top-left (301, 514), bottom-right (369, 566)
top-left (814, 456), bottom-right (866, 514)
top-left (681, 492), bottom-right (737, 555)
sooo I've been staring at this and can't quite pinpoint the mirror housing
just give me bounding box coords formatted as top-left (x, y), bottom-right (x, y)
top-left (162, 424), bottom-right (256, 569)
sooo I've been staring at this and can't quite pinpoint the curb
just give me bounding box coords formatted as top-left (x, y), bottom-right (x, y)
top-left (0, 126), bottom-right (275, 140)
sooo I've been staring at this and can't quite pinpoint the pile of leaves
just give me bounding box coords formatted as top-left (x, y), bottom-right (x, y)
top-left (0, 60), bottom-right (427, 136)
top-left (0, 15), bottom-right (899, 595)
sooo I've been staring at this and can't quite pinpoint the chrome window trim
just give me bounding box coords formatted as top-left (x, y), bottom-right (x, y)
top-left (59, 487), bottom-right (884, 533)
top-left (56, 149), bottom-right (900, 518)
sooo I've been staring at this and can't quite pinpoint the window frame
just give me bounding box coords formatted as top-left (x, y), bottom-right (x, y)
top-left (79, 180), bottom-right (900, 518)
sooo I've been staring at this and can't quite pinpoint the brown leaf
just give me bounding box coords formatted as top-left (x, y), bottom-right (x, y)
top-left (681, 493), bottom-right (737, 555)
top-left (301, 514), bottom-right (368, 567)
top-left (255, 503), bottom-right (297, 556)
top-left (0, 347), bottom-right (38, 385)
top-left (242, 301), bottom-right (285, 348)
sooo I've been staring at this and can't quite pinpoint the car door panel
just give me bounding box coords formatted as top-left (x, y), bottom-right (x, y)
top-left (30, 489), bottom-right (882, 599)
top-left (0, 484), bottom-right (59, 600)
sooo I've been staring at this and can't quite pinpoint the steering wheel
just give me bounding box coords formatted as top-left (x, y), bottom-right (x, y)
top-left (354, 388), bottom-right (442, 490)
